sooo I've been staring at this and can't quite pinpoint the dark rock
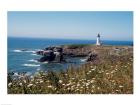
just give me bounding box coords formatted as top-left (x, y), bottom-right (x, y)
top-left (37, 46), bottom-right (64, 62)
top-left (86, 53), bottom-right (98, 62)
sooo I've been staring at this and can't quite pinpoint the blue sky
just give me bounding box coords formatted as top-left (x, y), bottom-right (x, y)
top-left (8, 11), bottom-right (133, 41)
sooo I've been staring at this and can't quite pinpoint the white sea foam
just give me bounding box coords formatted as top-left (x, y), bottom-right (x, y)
top-left (80, 59), bottom-right (87, 62)
top-left (42, 61), bottom-right (48, 64)
top-left (31, 53), bottom-right (38, 56)
top-left (25, 50), bottom-right (36, 53)
top-left (13, 50), bottom-right (22, 52)
top-left (23, 64), bottom-right (40, 67)
top-left (28, 59), bottom-right (38, 63)
top-left (13, 49), bottom-right (36, 53)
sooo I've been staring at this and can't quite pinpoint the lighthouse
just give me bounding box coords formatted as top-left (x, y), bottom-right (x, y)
top-left (96, 33), bottom-right (101, 46)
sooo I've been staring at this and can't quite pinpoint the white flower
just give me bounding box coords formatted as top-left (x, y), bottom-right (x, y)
top-left (48, 85), bottom-right (53, 88)
top-left (8, 83), bottom-right (12, 87)
top-left (67, 87), bottom-right (71, 90)
top-left (76, 89), bottom-right (79, 91)
top-left (91, 68), bottom-right (95, 71)
top-left (119, 85), bottom-right (124, 88)
top-left (71, 78), bottom-right (75, 80)
top-left (90, 66), bottom-right (93, 68)
top-left (59, 80), bottom-right (63, 83)
top-left (111, 70), bottom-right (115, 74)
top-left (19, 83), bottom-right (23, 86)
top-left (92, 85), bottom-right (95, 88)
top-left (106, 73), bottom-right (109, 75)
top-left (40, 80), bottom-right (43, 83)
top-left (27, 84), bottom-right (33, 87)
top-left (66, 83), bottom-right (71, 86)
top-left (91, 90), bottom-right (94, 93)
top-left (77, 83), bottom-right (80, 87)
top-left (86, 73), bottom-right (89, 75)
top-left (89, 71), bottom-right (92, 73)
top-left (97, 87), bottom-right (100, 90)
top-left (86, 83), bottom-right (90, 86)
top-left (23, 80), bottom-right (26, 83)
top-left (80, 86), bottom-right (83, 89)
top-left (90, 80), bottom-right (95, 83)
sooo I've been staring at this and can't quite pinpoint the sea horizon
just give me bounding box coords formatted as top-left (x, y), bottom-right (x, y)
top-left (8, 36), bottom-right (133, 43)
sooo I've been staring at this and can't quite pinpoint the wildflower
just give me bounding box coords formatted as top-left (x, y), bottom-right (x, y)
top-left (92, 85), bottom-right (95, 88)
top-left (89, 71), bottom-right (92, 73)
top-left (86, 83), bottom-right (90, 86)
top-left (23, 80), bottom-right (26, 83)
top-left (59, 80), bottom-right (63, 84)
top-left (106, 73), bottom-right (109, 75)
top-left (66, 83), bottom-right (71, 86)
top-left (67, 87), bottom-right (71, 90)
top-left (27, 84), bottom-right (33, 88)
top-left (91, 90), bottom-right (94, 93)
top-left (119, 85), bottom-right (124, 88)
top-left (90, 80), bottom-right (95, 83)
top-left (8, 83), bottom-right (12, 87)
top-left (77, 83), bottom-right (80, 87)
top-left (97, 87), bottom-right (100, 90)
top-left (40, 80), bottom-right (43, 83)
top-left (19, 83), bottom-right (23, 86)
top-left (46, 80), bottom-right (50, 83)
top-left (48, 85), bottom-right (53, 88)
top-left (90, 66), bottom-right (93, 68)
top-left (80, 86), bottom-right (83, 89)
top-left (98, 71), bottom-right (102, 73)
top-left (76, 89), bottom-right (79, 91)
top-left (71, 78), bottom-right (75, 80)
top-left (86, 73), bottom-right (89, 75)
top-left (65, 74), bottom-right (68, 76)
top-left (91, 67), bottom-right (96, 71)
top-left (111, 70), bottom-right (115, 74)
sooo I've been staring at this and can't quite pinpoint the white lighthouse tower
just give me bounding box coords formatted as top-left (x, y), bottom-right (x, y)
top-left (96, 33), bottom-right (101, 46)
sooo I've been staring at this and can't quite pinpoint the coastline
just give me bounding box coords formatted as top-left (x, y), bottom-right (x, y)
top-left (8, 44), bottom-right (133, 94)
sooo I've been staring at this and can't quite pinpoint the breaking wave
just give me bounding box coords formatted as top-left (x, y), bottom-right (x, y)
top-left (80, 58), bottom-right (87, 62)
top-left (22, 64), bottom-right (40, 67)
top-left (13, 49), bottom-right (36, 53)
top-left (28, 59), bottom-right (38, 63)
top-left (13, 50), bottom-right (22, 52)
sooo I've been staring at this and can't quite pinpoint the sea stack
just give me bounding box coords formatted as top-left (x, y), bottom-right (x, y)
top-left (96, 33), bottom-right (101, 46)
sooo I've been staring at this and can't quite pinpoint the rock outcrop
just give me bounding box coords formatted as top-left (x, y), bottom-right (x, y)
top-left (36, 46), bottom-right (64, 62)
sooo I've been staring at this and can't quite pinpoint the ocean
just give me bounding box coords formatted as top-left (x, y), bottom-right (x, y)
top-left (8, 37), bottom-right (133, 74)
